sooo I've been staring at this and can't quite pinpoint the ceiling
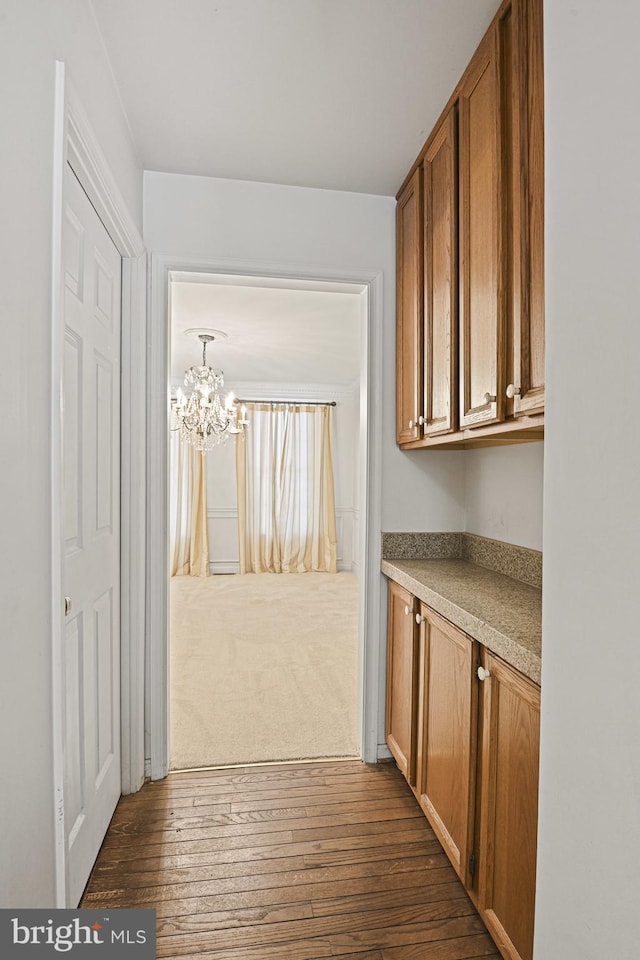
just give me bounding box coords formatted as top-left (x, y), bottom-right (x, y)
top-left (170, 275), bottom-right (363, 387)
top-left (92, 2), bottom-right (499, 386)
top-left (90, 0), bottom-right (499, 195)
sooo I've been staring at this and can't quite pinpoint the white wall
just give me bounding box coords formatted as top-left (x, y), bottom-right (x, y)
top-left (144, 172), bottom-right (467, 535)
top-left (146, 172), bottom-right (465, 767)
top-left (464, 443), bottom-right (544, 550)
top-left (0, 1), bottom-right (142, 908)
top-left (534, 1), bottom-right (640, 957)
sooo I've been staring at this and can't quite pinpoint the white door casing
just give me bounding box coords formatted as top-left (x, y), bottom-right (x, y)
top-left (62, 165), bottom-right (122, 906)
top-left (147, 255), bottom-right (384, 776)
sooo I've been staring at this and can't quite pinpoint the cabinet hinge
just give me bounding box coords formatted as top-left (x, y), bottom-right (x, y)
top-left (468, 851), bottom-right (476, 877)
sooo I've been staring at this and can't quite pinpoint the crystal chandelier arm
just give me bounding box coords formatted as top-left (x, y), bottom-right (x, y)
top-left (174, 331), bottom-right (245, 450)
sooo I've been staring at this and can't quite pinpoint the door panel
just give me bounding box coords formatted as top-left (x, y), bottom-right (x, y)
top-left (63, 330), bottom-right (83, 552)
top-left (478, 651), bottom-right (540, 960)
top-left (385, 581), bottom-right (418, 785)
top-left (423, 106), bottom-right (458, 437)
top-left (62, 164), bottom-right (122, 906)
top-left (94, 587), bottom-right (115, 779)
top-left (63, 612), bottom-right (85, 845)
top-left (417, 607), bottom-right (476, 883)
top-left (510, 0), bottom-right (545, 417)
top-left (95, 353), bottom-right (114, 533)
top-left (459, 27), bottom-right (506, 428)
top-left (396, 168), bottom-right (423, 444)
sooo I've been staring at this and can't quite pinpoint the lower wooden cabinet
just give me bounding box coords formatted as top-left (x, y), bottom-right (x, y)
top-left (476, 651), bottom-right (540, 960)
top-left (385, 582), bottom-right (540, 960)
top-left (385, 581), bottom-right (419, 785)
top-left (416, 605), bottom-right (477, 885)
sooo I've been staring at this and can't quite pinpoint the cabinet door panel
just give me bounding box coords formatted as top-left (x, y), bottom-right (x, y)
top-left (396, 168), bottom-right (423, 444)
top-left (509, 0), bottom-right (545, 416)
top-left (385, 582), bottom-right (418, 785)
top-left (423, 107), bottom-right (458, 437)
top-left (459, 26), bottom-right (506, 429)
top-left (417, 607), bottom-right (476, 883)
top-left (478, 651), bottom-right (540, 960)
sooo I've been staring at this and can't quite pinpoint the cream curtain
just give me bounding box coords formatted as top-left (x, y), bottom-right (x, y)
top-left (236, 403), bottom-right (337, 574)
top-left (169, 429), bottom-right (210, 577)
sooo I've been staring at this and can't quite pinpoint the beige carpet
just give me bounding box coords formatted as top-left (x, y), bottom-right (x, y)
top-left (169, 571), bottom-right (359, 770)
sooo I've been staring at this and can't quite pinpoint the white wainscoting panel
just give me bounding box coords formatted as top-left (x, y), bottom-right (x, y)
top-left (207, 506), bottom-right (357, 574)
top-left (207, 507), bottom-right (240, 574)
top-left (352, 509), bottom-right (361, 571)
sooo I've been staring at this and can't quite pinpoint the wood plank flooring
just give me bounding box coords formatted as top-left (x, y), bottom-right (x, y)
top-left (81, 760), bottom-right (500, 960)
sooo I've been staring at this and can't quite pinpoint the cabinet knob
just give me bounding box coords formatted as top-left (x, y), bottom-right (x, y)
top-left (506, 383), bottom-right (521, 399)
top-left (418, 416), bottom-right (425, 426)
top-left (64, 596), bottom-right (72, 617)
top-left (408, 419), bottom-right (415, 429)
top-left (415, 613), bottom-right (425, 625)
top-left (477, 666), bottom-right (491, 681)
top-left (483, 392), bottom-right (497, 404)
top-left (404, 605), bottom-right (411, 616)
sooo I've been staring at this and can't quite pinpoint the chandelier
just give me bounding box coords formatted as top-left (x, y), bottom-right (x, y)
top-left (173, 333), bottom-right (248, 451)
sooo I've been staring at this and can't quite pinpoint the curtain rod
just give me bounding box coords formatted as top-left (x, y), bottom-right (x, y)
top-left (237, 399), bottom-right (337, 407)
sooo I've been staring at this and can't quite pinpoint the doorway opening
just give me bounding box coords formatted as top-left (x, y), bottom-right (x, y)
top-left (167, 270), bottom-right (367, 770)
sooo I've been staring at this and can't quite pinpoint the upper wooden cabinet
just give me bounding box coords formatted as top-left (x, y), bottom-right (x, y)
top-left (396, 168), bottom-right (423, 445)
top-left (423, 106), bottom-right (458, 437)
top-left (395, 0), bottom-right (544, 449)
top-left (508, 0), bottom-right (545, 417)
top-left (458, 24), bottom-right (505, 429)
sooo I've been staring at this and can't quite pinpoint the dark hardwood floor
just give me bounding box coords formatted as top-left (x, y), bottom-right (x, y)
top-left (81, 759), bottom-right (500, 959)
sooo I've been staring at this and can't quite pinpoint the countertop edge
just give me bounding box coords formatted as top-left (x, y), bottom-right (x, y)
top-left (381, 559), bottom-right (541, 686)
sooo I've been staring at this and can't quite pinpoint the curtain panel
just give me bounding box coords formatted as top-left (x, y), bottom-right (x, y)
top-left (169, 429), bottom-right (210, 577)
top-left (236, 403), bottom-right (337, 574)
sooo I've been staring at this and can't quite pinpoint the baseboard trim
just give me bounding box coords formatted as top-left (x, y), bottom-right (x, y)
top-left (209, 561), bottom-right (240, 575)
top-left (209, 562), bottom-right (357, 575)
top-left (170, 755), bottom-right (362, 774)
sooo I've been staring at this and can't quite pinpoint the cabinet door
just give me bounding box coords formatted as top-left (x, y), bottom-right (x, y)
top-left (396, 167), bottom-right (423, 444)
top-left (423, 106), bottom-right (458, 437)
top-left (416, 607), bottom-right (477, 883)
top-left (385, 581), bottom-right (418, 785)
top-left (459, 24), bottom-right (506, 429)
top-left (508, 0), bottom-right (545, 417)
top-left (477, 651), bottom-right (540, 960)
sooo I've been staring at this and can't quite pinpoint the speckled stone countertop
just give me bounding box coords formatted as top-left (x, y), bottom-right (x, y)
top-left (381, 557), bottom-right (542, 684)
top-left (381, 531), bottom-right (542, 588)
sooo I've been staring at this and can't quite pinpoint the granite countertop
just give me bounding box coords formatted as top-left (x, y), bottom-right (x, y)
top-left (381, 557), bottom-right (542, 684)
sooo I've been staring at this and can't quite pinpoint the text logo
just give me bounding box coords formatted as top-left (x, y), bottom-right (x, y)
top-left (0, 910), bottom-right (156, 958)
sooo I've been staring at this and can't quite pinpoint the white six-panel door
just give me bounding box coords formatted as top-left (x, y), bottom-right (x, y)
top-left (62, 164), bottom-right (122, 906)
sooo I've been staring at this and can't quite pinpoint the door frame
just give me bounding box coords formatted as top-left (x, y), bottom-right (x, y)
top-left (147, 253), bottom-right (384, 778)
top-left (50, 62), bottom-right (146, 906)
